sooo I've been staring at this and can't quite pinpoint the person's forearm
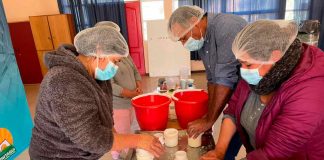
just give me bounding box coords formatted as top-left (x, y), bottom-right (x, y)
top-left (207, 82), bottom-right (216, 119)
top-left (214, 118), bottom-right (237, 157)
top-left (121, 88), bottom-right (137, 98)
top-left (136, 81), bottom-right (142, 90)
top-left (206, 83), bottom-right (233, 123)
top-left (121, 88), bottom-right (129, 97)
top-left (111, 133), bottom-right (137, 151)
top-left (111, 82), bottom-right (124, 97)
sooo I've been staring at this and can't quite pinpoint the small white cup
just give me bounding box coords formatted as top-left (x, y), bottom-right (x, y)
top-left (188, 133), bottom-right (203, 148)
top-left (164, 128), bottom-right (178, 147)
top-left (179, 67), bottom-right (189, 79)
top-left (174, 151), bottom-right (188, 160)
top-left (180, 79), bottom-right (187, 89)
top-left (136, 149), bottom-right (154, 160)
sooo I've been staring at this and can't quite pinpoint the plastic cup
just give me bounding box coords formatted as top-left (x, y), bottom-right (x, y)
top-left (174, 151), bottom-right (188, 160)
top-left (180, 79), bottom-right (187, 89)
top-left (188, 133), bottom-right (203, 148)
top-left (136, 149), bottom-right (154, 160)
top-left (179, 67), bottom-right (189, 79)
top-left (164, 128), bottom-right (178, 147)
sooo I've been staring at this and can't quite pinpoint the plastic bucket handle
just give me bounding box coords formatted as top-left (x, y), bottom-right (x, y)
top-left (171, 89), bottom-right (206, 101)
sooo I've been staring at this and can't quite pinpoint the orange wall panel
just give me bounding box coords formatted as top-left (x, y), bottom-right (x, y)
top-left (3, 0), bottom-right (60, 22)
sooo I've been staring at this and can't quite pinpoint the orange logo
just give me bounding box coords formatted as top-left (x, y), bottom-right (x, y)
top-left (0, 128), bottom-right (13, 152)
top-left (0, 128), bottom-right (15, 160)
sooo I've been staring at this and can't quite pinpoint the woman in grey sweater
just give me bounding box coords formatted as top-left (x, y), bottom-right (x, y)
top-left (110, 56), bottom-right (143, 159)
top-left (29, 26), bottom-right (164, 160)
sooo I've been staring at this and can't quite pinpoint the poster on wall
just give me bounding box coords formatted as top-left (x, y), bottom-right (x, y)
top-left (0, 2), bottom-right (34, 160)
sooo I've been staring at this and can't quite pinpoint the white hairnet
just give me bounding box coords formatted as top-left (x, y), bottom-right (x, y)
top-left (168, 5), bottom-right (205, 41)
top-left (232, 20), bottom-right (298, 64)
top-left (74, 26), bottom-right (129, 57)
top-left (94, 21), bottom-right (121, 32)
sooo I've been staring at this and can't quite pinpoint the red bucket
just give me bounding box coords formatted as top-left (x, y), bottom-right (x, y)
top-left (172, 90), bottom-right (208, 129)
top-left (132, 94), bottom-right (171, 131)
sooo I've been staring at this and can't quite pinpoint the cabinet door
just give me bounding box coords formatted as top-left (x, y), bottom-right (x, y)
top-left (15, 50), bottom-right (44, 84)
top-left (37, 50), bottom-right (50, 76)
top-left (29, 16), bottom-right (54, 50)
top-left (8, 22), bottom-right (43, 84)
top-left (48, 14), bottom-right (74, 49)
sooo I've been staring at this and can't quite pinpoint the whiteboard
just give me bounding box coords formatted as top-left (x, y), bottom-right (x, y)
top-left (147, 20), bottom-right (190, 77)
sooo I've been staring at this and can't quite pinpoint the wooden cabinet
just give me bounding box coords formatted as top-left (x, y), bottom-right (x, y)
top-left (47, 15), bottom-right (76, 49)
top-left (29, 16), bottom-right (53, 51)
top-left (29, 14), bottom-right (76, 76)
top-left (37, 50), bottom-right (50, 76)
top-left (8, 22), bottom-right (43, 84)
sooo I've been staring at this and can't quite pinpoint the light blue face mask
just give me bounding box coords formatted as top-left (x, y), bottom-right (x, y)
top-left (240, 65), bottom-right (263, 85)
top-left (184, 27), bottom-right (204, 51)
top-left (95, 60), bottom-right (118, 81)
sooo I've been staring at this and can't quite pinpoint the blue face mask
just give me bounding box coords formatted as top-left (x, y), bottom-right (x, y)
top-left (184, 28), bottom-right (204, 51)
top-left (95, 61), bottom-right (118, 81)
top-left (240, 66), bottom-right (263, 85)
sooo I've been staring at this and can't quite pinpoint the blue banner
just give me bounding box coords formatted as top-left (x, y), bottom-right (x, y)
top-left (0, 1), bottom-right (34, 160)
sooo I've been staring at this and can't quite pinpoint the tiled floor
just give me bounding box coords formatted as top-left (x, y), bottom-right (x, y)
top-left (19, 72), bottom-right (245, 160)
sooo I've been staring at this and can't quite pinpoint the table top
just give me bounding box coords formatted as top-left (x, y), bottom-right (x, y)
top-left (126, 130), bottom-right (215, 160)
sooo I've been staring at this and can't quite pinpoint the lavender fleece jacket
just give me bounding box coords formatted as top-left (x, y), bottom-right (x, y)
top-left (29, 45), bottom-right (114, 160)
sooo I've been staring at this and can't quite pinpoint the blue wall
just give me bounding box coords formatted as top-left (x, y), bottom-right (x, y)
top-left (0, 1), bottom-right (33, 159)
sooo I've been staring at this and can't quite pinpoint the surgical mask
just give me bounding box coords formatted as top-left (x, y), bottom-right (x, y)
top-left (95, 58), bottom-right (118, 81)
top-left (184, 27), bottom-right (204, 51)
top-left (240, 65), bottom-right (263, 85)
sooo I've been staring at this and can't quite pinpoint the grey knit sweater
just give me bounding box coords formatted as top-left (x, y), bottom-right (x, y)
top-left (111, 56), bottom-right (142, 109)
top-left (29, 45), bottom-right (114, 160)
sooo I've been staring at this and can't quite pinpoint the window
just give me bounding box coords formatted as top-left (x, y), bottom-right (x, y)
top-left (59, 0), bottom-right (94, 31)
top-left (285, 0), bottom-right (311, 24)
top-left (58, 0), bottom-right (128, 33)
top-left (172, 0), bottom-right (178, 11)
top-left (172, 0), bottom-right (311, 23)
top-left (141, 0), bottom-right (165, 40)
top-left (225, 0), bottom-right (280, 22)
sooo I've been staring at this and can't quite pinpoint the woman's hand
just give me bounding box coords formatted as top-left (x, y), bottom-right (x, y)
top-left (136, 88), bottom-right (143, 94)
top-left (199, 118), bottom-right (237, 160)
top-left (112, 133), bottom-right (164, 156)
top-left (137, 134), bottom-right (165, 158)
top-left (200, 149), bottom-right (225, 160)
top-left (121, 89), bottom-right (140, 98)
top-left (136, 81), bottom-right (143, 94)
